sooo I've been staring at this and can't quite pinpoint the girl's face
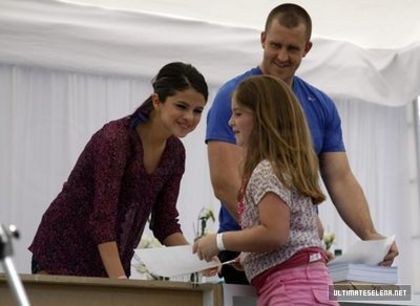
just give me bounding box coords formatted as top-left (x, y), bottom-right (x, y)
top-left (229, 97), bottom-right (255, 148)
top-left (153, 88), bottom-right (206, 138)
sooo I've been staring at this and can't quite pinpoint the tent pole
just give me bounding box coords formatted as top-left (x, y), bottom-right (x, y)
top-left (414, 97), bottom-right (420, 209)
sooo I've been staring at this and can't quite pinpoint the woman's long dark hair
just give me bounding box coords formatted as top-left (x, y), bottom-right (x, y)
top-left (130, 62), bottom-right (208, 126)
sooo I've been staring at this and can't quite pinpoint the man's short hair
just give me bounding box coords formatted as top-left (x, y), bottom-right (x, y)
top-left (264, 3), bottom-right (312, 41)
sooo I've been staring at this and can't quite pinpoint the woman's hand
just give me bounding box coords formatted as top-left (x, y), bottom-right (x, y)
top-left (97, 241), bottom-right (126, 279)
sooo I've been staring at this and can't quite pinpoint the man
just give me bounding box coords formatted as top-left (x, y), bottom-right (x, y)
top-left (206, 3), bottom-right (399, 284)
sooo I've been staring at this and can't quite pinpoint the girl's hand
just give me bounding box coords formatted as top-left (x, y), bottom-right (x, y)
top-left (193, 233), bottom-right (219, 261)
top-left (231, 255), bottom-right (244, 271)
top-left (202, 256), bottom-right (221, 276)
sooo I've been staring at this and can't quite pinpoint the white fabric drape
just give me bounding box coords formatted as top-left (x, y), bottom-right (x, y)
top-left (0, 64), bottom-right (412, 285)
top-left (0, 0), bottom-right (416, 287)
top-left (1, 0), bottom-right (420, 106)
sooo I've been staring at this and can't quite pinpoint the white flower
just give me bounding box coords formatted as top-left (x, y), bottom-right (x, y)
top-left (138, 234), bottom-right (162, 249)
top-left (323, 232), bottom-right (336, 250)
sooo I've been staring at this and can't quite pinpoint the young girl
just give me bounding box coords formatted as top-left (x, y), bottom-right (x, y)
top-left (29, 62), bottom-right (208, 279)
top-left (193, 75), bottom-right (338, 305)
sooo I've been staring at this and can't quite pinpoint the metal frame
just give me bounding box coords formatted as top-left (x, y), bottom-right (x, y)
top-left (414, 97), bottom-right (420, 210)
top-left (0, 224), bottom-right (31, 306)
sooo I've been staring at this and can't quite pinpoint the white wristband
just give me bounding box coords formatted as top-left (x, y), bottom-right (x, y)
top-left (216, 233), bottom-right (225, 251)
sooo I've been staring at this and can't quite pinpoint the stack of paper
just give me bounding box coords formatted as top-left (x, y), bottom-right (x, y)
top-left (329, 263), bottom-right (397, 283)
top-left (327, 235), bottom-right (398, 284)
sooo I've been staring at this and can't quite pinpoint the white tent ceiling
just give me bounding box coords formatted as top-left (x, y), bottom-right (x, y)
top-left (67, 0), bottom-right (420, 49)
top-left (0, 0), bottom-right (419, 106)
top-left (0, 1), bottom-right (419, 284)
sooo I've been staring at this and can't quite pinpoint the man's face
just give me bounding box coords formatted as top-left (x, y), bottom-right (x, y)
top-left (260, 19), bottom-right (312, 85)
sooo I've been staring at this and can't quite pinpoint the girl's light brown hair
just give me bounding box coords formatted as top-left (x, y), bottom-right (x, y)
top-left (233, 75), bottom-right (325, 204)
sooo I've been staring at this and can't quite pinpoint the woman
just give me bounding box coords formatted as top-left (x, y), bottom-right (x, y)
top-left (29, 62), bottom-right (208, 279)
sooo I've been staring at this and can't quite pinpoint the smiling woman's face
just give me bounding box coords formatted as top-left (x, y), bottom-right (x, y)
top-left (154, 88), bottom-right (206, 138)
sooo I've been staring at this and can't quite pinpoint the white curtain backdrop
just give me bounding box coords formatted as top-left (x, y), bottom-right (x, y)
top-left (0, 0), bottom-right (417, 288)
top-left (0, 64), bottom-right (412, 284)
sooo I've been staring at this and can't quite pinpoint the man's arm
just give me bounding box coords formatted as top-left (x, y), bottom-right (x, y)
top-left (319, 152), bottom-right (399, 265)
top-left (208, 141), bottom-right (243, 221)
top-left (320, 152), bottom-right (376, 238)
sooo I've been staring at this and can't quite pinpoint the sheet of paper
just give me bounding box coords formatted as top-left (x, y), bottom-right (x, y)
top-left (328, 235), bottom-right (395, 266)
top-left (134, 245), bottom-right (220, 278)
